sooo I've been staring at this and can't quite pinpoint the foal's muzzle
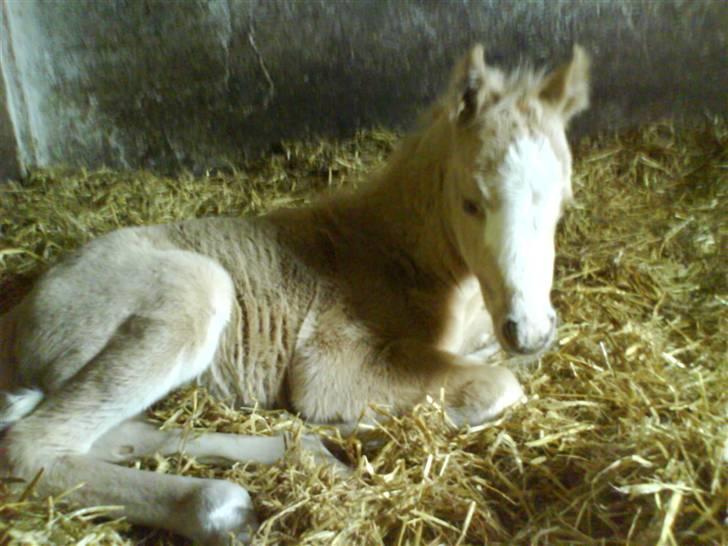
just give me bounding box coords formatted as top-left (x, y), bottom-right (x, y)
top-left (500, 312), bottom-right (557, 355)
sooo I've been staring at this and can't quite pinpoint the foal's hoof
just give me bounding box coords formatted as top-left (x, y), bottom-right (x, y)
top-left (448, 366), bottom-right (526, 426)
top-left (482, 366), bottom-right (527, 419)
top-left (182, 480), bottom-right (259, 545)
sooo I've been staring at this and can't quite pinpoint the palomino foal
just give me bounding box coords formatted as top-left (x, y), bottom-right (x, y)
top-left (0, 45), bottom-right (589, 543)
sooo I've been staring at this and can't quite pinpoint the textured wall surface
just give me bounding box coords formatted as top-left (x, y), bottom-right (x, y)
top-left (0, 52), bottom-right (20, 182)
top-left (0, 0), bottom-right (726, 178)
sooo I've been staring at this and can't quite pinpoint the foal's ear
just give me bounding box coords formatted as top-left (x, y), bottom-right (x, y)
top-left (449, 44), bottom-right (502, 125)
top-left (539, 45), bottom-right (590, 123)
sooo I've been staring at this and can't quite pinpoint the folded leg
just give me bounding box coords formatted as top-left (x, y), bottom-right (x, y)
top-left (91, 418), bottom-right (350, 473)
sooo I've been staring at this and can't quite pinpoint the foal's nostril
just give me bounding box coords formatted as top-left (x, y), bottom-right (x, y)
top-left (502, 319), bottom-right (519, 348)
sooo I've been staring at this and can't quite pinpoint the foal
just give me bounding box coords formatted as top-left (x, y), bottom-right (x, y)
top-left (0, 45), bottom-right (589, 543)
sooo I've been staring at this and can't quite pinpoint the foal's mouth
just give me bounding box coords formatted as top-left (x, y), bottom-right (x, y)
top-left (495, 310), bottom-right (559, 356)
top-left (497, 321), bottom-right (558, 363)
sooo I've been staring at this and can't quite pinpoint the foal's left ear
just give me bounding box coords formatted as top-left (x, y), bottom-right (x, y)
top-left (539, 45), bottom-right (591, 123)
top-left (449, 44), bottom-right (502, 125)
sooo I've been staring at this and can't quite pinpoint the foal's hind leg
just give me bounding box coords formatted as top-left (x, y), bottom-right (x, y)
top-left (91, 418), bottom-right (350, 474)
top-left (2, 254), bottom-right (259, 543)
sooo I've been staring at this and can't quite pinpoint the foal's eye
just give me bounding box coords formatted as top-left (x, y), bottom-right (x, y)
top-left (462, 198), bottom-right (483, 217)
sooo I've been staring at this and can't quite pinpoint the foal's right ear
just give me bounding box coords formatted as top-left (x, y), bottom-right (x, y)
top-left (449, 44), bottom-right (503, 125)
top-left (539, 45), bottom-right (591, 123)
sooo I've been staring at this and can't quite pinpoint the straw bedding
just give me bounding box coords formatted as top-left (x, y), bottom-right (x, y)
top-left (0, 120), bottom-right (726, 545)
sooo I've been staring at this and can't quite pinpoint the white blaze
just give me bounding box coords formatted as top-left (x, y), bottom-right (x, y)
top-left (484, 136), bottom-right (562, 345)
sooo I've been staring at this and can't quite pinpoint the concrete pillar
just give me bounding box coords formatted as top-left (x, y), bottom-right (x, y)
top-left (0, 1), bottom-right (21, 181)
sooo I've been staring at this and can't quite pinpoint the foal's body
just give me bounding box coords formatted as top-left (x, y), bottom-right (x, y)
top-left (0, 46), bottom-right (589, 543)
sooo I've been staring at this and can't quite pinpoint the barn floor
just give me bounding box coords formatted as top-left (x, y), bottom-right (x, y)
top-left (0, 120), bottom-right (726, 545)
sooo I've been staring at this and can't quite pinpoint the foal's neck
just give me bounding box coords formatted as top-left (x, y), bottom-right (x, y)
top-left (366, 121), bottom-right (467, 286)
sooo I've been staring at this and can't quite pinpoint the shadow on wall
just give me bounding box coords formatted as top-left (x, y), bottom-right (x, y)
top-left (0, 0), bottom-right (725, 177)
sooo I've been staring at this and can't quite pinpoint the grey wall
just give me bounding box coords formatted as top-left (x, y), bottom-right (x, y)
top-left (0, 46), bottom-right (19, 182)
top-left (0, 0), bottom-right (726, 179)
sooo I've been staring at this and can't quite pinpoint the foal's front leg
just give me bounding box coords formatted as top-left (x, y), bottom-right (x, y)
top-left (387, 339), bottom-right (526, 426)
top-left (459, 295), bottom-right (501, 361)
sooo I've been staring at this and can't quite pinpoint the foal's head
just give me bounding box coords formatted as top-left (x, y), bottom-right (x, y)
top-left (440, 45), bottom-right (589, 355)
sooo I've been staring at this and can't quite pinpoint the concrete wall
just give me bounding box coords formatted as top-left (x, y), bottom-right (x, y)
top-left (0, 0), bottom-right (726, 179)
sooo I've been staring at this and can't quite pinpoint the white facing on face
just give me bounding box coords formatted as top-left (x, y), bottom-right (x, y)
top-left (455, 132), bottom-right (566, 354)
